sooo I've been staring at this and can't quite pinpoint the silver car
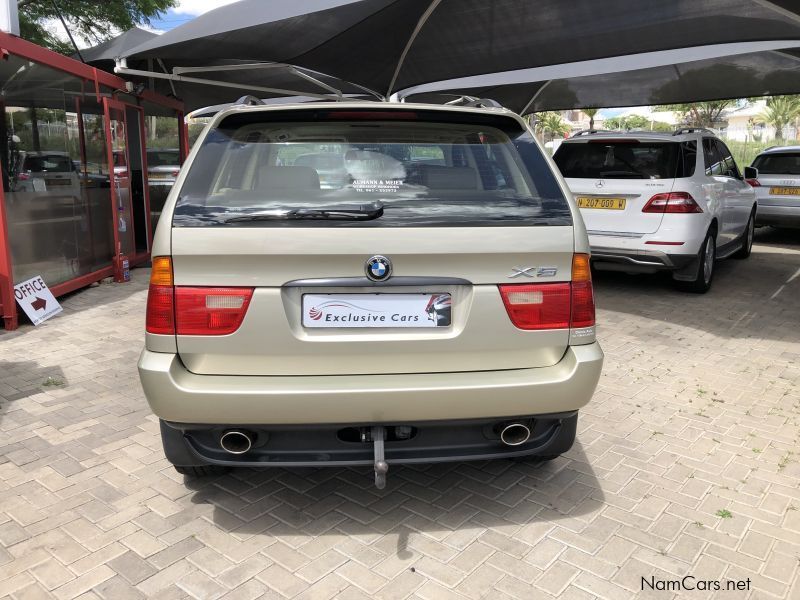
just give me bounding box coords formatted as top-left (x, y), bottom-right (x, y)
top-left (749, 146), bottom-right (800, 228)
top-left (138, 102), bottom-right (603, 488)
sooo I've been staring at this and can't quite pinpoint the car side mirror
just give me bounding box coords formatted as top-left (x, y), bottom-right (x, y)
top-left (744, 166), bottom-right (758, 180)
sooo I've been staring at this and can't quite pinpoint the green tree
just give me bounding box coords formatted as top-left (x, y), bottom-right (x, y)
top-left (18, 0), bottom-right (176, 55)
top-left (533, 112), bottom-right (570, 142)
top-left (653, 101), bottom-right (734, 127)
top-left (604, 115), bottom-right (651, 131)
top-left (582, 108), bottom-right (598, 130)
top-left (760, 96), bottom-right (800, 142)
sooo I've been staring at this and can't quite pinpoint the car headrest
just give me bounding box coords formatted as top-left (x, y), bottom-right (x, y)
top-left (257, 166), bottom-right (320, 190)
top-left (421, 166), bottom-right (478, 189)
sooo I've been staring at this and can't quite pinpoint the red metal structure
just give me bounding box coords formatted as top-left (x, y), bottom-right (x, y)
top-left (0, 32), bottom-right (186, 330)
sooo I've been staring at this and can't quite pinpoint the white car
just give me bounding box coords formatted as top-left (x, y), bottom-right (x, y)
top-left (553, 129), bottom-right (757, 292)
top-left (748, 146), bottom-right (800, 229)
top-left (13, 151), bottom-right (80, 193)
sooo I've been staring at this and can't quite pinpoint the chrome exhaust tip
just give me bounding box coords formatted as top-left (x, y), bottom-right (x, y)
top-left (499, 422), bottom-right (531, 446)
top-left (219, 430), bottom-right (254, 454)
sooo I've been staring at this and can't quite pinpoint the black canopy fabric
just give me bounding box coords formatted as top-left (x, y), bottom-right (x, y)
top-left (121, 0), bottom-right (800, 102)
top-left (78, 27), bottom-right (158, 68)
top-left (83, 33), bottom-right (376, 111)
top-left (128, 64), bottom-right (376, 111)
top-left (404, 45), bottom-right (800, 113)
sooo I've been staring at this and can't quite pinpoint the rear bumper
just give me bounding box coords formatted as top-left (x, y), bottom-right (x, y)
top-left (160, 412), bottom-right (580, 467)
top-left (138, 342), bottom-right (603, 425)
top-left (756, 204), bottom-right (800, 228)
top-left (590, 246), bottom-right (696, 272)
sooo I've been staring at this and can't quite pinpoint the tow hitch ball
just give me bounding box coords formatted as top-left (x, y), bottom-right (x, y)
top-left (364, 426), bottom-right (389, 489)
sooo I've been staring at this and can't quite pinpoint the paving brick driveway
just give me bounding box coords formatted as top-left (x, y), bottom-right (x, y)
top-left (1, 229), bottom-right (799, 600)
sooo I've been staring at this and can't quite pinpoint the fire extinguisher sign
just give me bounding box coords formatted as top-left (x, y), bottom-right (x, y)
top-left (13, 275), bottom-right (63, 326)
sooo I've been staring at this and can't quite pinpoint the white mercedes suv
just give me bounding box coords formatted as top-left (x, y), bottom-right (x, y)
top-left (749, 145), bottom-right (800, 229)
top-left (553, 129), bottom-right (757, 293)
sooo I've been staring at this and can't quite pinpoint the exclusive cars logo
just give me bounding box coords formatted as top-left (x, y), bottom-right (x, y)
top-left (309, 301), bottom-right (381, 321)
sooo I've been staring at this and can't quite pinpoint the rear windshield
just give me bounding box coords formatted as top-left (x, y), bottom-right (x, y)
top-left (554, 140), bottom-right (697, 179)
top-left (24, 155), bottom-right (72, 172)
top-left (173, 110), bottom-right (571, 227)
top-left (147, 150), bottom-right (180, 167)
top-left (752, 152), bottom-right (800, 175)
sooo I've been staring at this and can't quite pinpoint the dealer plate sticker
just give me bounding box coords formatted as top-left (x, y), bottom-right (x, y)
top-left (14, 275), bottom-right (63, 326)
top-left (302, 293), bottom-right (451, 328)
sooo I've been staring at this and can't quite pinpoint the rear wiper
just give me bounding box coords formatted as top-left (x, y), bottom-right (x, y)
top-left (224, 204), bottom-right (383, 223)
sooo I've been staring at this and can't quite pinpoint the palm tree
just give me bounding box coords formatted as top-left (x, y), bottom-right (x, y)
top-left (760, 96), bottom-right (800, 142)
top-left (583, 108), bottom-right (598, 130)
top-left (534, 112), bottom-right (570, 142)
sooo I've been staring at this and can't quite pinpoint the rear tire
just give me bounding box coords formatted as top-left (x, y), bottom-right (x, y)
top-left (733, 211), bottom-right (755, 259)
top-left (174, 465), bottom-right (229, 477)
top-left (675, 230), bottom-right (715, 293)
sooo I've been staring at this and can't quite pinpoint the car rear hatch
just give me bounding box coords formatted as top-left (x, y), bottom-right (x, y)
top-left (752, 152), bottom-right (800, 208)
top-left (554, 137), bottom-right (695, 235)
top-left (165, 106), bottom-right (578, 377)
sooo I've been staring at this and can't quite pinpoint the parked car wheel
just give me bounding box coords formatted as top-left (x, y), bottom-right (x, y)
top-left (675, 230), bottom-right (715, 294)
top-left (734, 210), bottom-right (756, 259)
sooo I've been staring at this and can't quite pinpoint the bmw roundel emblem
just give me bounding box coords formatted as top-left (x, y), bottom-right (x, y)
top-left (365, 255), bottom-right (392, 282)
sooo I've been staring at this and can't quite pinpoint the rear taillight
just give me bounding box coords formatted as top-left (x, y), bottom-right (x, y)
top-left (642, 192), bottom-right (703, 213)
top-left (745, 178), bottom-right (761, 187)
top-left (570, 254), bottom-right (595, 329)
top-left (17, 172), bottom-right (30, 180)
top-left (146, 257), bottom-right (175, 334)
top-left (499, 254), bottom-right (595, 331)
top-left (145, 257), bottom-right (253, 336)
top-left (174, 287), bottom-right (253, 335)
top-left (499, 283), bottom-right (571, 330)
top-left (171, 169), bottom-right (180, 177)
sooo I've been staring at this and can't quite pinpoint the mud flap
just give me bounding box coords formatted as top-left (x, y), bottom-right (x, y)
top-left (371, 426), bottom-right (389, 489)
top-left (672, 254), bottom-right (701, 282)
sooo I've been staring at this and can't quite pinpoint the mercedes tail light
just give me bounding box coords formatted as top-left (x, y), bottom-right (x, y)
top-left (642, 192), bottom-right (703, 213)
top-left (499, 254), bottom-right (595, 330)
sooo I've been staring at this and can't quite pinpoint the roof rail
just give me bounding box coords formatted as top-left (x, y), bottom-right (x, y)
top-left (234, 95), bottom-right (266, 107)
top-left (672, 127), bottom-right (715, 136)
top-left (571, 129), bottom-right (609, 137)
top-left (443, 95), bottom-right (502, 109)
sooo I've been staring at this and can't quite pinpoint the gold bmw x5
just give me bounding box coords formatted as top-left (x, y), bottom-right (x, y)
top-left (138, 102), bottom-right (603, 488)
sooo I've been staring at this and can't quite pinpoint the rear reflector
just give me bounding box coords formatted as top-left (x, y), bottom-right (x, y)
top-left (174, 287), bottom-right (254, 335)
top-left (642, 192), bottom-right (703, 213)
top-left (499, 254), bottom-right (595, 331)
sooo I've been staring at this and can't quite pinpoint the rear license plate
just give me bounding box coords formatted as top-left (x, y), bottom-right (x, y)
top-left (576, 196), bottom-right (626, 209)
top-left (302, 293), bottom-right (451, 328)
top-left (769, 186), bottom-right (800, 196)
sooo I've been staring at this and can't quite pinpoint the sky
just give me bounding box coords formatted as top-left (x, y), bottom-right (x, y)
top-left (148, 0), bottom-right (242, 33)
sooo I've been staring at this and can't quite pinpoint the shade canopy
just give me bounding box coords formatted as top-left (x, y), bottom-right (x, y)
top-left (79, 27), bottom-right (158, 68)
top-left (120, 0), bottom-right (800, 101)
top-left (83, 32), bottom-right (376, 111)
top-left (404, 44), bottom-right (800, 113)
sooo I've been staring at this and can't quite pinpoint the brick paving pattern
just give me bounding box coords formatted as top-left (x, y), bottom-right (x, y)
top-left (1, 228), bottom-right (799, 599)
